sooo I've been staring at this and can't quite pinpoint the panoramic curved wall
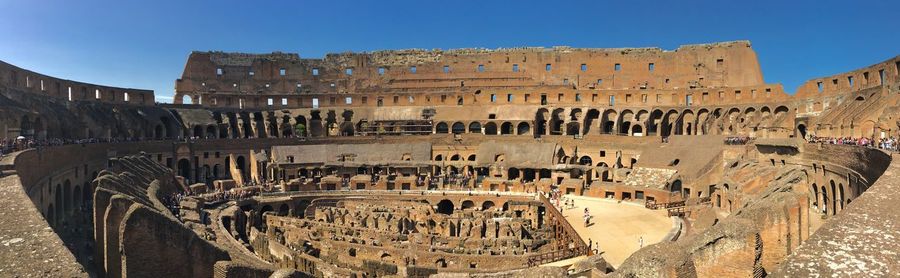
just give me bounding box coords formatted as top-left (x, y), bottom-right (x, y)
top-left (0, 42), bottom-right (898, 277)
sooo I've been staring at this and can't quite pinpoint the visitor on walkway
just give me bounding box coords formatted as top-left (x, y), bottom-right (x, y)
top-left (583, 208), bottom-right (591, 227)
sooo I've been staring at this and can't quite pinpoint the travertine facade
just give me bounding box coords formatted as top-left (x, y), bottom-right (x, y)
top-left (0, 41), bottom-right (898, 277)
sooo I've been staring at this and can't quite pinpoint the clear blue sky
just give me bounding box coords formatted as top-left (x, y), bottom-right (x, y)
top-left (1, 0), bottom-right (897, 102)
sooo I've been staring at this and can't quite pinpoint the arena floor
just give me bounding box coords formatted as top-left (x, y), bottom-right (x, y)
top-left (560, 195), bottom-right (673, 267)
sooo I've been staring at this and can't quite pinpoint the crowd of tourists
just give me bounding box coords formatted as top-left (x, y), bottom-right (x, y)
top-left (161, 192), bottom-right (187, 221)
top-left (724, 136), bottom-right (754, 145)
top-left (807, 136), bottom-right (900, 152)
top-left (0, 136), bottom-right (157, 155)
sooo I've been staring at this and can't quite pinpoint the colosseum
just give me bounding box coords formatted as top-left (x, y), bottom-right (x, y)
top-left (0, 41), bottom-right (898, 277)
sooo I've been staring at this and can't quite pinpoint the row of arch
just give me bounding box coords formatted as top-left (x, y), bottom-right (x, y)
top-left (434, 121), bottom-right (532, 135)
top-left (43, 176), bottom-right (95, 228)
top-left (535, 106), bottom-right (791, 137)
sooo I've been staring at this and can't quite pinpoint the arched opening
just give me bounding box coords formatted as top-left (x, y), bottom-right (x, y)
top-left (278, 204), bottom-right (290, 216)
top-left (154, 124), bottom-right (164, 139)
top-left (507, 168), bottom-right (520, 180)
top-left (461, 200), bottom-right (475, 210)
top-left (46, 204), bottom-right (55, 226)
top-left (54, 184), bottom-right (62, 225)
top-left (632, 125), bottom-right (643, 136)
top-left (811, 183), bottom-right (819, 210)
top-left (435, 122), bottom-right (449, 134)
top-left (181, 94), bottom-right (192, 104)
top-left (839, 183), bottom-right (845, 211)
top-left (798, 124), bottom-right (807, 139)
top-left (63, 180), bottom-right (72, 213)
top-left (206, 125), bottom-right (217, 139)
top-left (436, 258), bottom-right (448, 268)
top-left (517, 122), bottom-right (531, 135)
top-left (468, 122), bottom-right (482, 133)
top-left (565, 122), bottom-right (580, 135)
top-left (436, 200), bottom-right (454, 215)
top-left (670, 180), bottom-right (682, 194)
top-left (500, 122), bottom-right (513, 135)
top-left (236, 156), bottom-right (247, 180)
top-left (484, 122), bottom-right (498, 135)
top-left (177, 159), bottom-right (191, 181)
top-left (579, 156), bottom-right (593, 165)
top-left (451, 122), bottom-right (466, 134)
top-left (830, 180), bottom-right (837, 215)
top-left (482, 201), bottom-right (495, 211)
top-left (193, 125), bottom-right (203, 138)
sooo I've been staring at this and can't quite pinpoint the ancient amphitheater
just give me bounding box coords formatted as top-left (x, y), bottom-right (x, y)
top-left (0, 41), bottom-right (898, 277)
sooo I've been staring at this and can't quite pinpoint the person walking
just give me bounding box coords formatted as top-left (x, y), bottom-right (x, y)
top-left (583, 208), bottom-right (591, 227)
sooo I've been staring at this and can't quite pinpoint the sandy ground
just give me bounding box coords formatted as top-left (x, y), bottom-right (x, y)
top-left (557, 195), bottom-right (673, 268)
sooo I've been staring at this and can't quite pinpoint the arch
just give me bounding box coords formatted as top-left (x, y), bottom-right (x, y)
top-left (565, 122), bottom-right (580, 135)
top-left (484, 122), bottom-right (498, 135)
top-left (278, 204), bottom-right (289, 216)
top-left (618, 109), bottom-right (634, 135)
top-left (467, 154), bottom-right (476, 161)
top-left (434, 154), bottom-right (443, 161)
top-left (821, 184), bottom-right (829, 214)
top-left (54, 183), bottom-right (62, 225)
top-left (830, 180), bottom-right (837, 215)
top-left (468, 122), bottom-right (482, 133)
top-left (83, 182), bottom-right (92, 206)
top-left (579, 156), bottom-right (593, 165)
top-left (193, 125), bottom-right (203, 138)
top-left (508, 168), bottom-right (520, 180)
top-left (500, 122), bottom-right (514, 135)
top-left (63, 180), bottom-right (72, 213)
top-left (451, 122), bottom-right (466, 134)
top-left (436, 258), bottom-right (448, 268)
top-left (811, 183), bottom-right (819, 210)
top-left (797, 124), bottom-right (808, 139)
top-left (435, 122), bottom-right (449, 134)
top-left (838, 183), bottom-right (845, 211)
top-left (670, 180), bottom-right (682, 193)
top-left (178, 159), bottom-right (191, 181)
top-left (632, 125), bottom-right (643, 136)
top-left (461, 200), bottom-right (475, 210)
top-left (583, 109), bottom-right (600, 135)
top-left (339, 122), bottom-right (355, 136)
top-left (535, 108), bottom-right (549, 136)
top-left (550, 108), bottom-right (565, 135)
top-left (482, 201), bottom-right (496, 211)
top-left (436, 200), bottom-right (454, 215)
top-left (47, 204), bottom-right (54, 226)
top-left (154, 124), bottom-right (164, 139)
top-left (235, 156), bottom-right (247, 180)
top-left (516, 122), bottom-right (531, 135)
top-left (602, 109), bottom-right (618, 134)
top-left (206, 125), bottom-right (217, 139)
top-left (212, 164), bottom-right (221, 178)
top-left (450, 154), bottom-right (461, 161)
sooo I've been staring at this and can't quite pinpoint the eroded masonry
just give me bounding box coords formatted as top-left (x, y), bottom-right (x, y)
top-left (0, 41), bottom-right (899, 277)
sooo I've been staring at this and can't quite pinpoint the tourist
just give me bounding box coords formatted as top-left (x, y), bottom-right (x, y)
top-left (639, 236), bottom-right (644, 248)
top-left (583, 208), bottom-right (591, 227)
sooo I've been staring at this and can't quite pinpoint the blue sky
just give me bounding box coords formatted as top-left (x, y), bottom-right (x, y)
top-left (1, 0), bottom-right (897, 102)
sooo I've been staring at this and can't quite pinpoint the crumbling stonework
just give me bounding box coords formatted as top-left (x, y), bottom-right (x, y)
top-left (0, 42), bottom-right (898, 277)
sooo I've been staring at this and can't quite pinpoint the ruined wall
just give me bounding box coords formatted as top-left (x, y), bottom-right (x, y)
top-left (0, 60), bottom-right (154, 105)
top-left (174, 41), bottom-right (786, 109)
top-left (93, 155), bottom-right (230, 277)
